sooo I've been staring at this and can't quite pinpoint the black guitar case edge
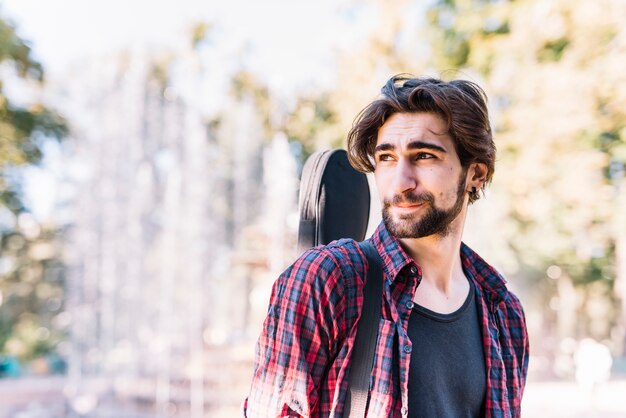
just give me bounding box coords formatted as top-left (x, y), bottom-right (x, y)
top-left (297, 149), bottom-right (371, 253)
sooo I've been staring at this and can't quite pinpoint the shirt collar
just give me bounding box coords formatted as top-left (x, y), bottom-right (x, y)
top-left (460, 242), bottom-right (509, 305)
top-left (369, 221), bottom-right (510, 304)
top-left (369, 221), bottom-right (414, 282)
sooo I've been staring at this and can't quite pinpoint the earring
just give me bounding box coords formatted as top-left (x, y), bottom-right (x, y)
top-left (469, 186), bottom-right (479, 201)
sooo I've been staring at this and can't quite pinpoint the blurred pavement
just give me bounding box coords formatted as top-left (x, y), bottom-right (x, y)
top-left (1, 376), bottom-right (626, 417)
top-left (523, 378), bottom-right (626, 418)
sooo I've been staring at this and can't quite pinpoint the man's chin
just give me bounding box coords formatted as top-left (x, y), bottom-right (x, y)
top-left (389, 211), bottom-right (423, 225)
top-left (384, 218), bottom-right (422, 239)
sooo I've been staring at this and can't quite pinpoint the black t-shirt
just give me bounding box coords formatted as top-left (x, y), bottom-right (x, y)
top-left (406, 279), bottom-right (486, 418)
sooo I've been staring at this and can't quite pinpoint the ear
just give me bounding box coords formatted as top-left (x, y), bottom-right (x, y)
top-left (467, 162), bottom-right (488, 191)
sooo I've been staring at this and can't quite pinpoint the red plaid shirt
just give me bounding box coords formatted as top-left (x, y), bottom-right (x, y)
top-left (244, 222), bottom-right (529, 417)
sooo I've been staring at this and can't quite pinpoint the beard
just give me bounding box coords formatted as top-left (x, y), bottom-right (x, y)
top-left (382, 171), bottom-right (467, 239)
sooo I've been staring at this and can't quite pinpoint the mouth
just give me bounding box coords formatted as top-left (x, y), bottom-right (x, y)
top-left (394, 202), bottom-right (423, 208)
top-left (392, 203), bottom-right (424, 213)
top-left (385, 193), bottom-right (432, 216)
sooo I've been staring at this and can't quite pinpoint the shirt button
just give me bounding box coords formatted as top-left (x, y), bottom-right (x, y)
top-left (409, 266), bottom-right (418, 275)
top-left (403, 344), bottom-right (412, 354)
top-left (406, 301), bottom-right (415, 310)
top-left (401, 406), bottom-right (408, 415)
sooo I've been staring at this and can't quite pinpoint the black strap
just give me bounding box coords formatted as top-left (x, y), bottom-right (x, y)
top-left (344, 240), bottom-right (383, 417)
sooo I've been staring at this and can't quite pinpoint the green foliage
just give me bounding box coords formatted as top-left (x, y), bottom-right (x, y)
top-left (0, 15), bottom-right (68, 367)
top-left (0, 188), bottom-right (24, 213)
top-left (537, 37), bottom-right (570, 62)
top-left (442, 30), bottom-right (471, 67)
top-left (482, 19), bottom-right (509, 36)
top-left (282, 94), bottom-right (342, 163)
top-left (0, 19), bottom-right (42, 81)
top-left (0, 14), bottom-right (68, 199)
top-left (230, 70), bottom-right (274, 139)
top-left (0, 105), bottom-right (68, 168)
top-left (0, 221), bottom-right (66, 361)
top-left (426, 0), bottom-right (512, 72)
top-left (191, 22), bottom-right (212, 49)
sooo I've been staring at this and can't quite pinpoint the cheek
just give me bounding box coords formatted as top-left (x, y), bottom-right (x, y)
top-left (373, 168), bottom-right (386, 183)
top-left (433, 172), bottom-right (461, 201)
top-left (373, 170), bottom-right (395, 201)
top-left (373, 172), bottom-right (387, 196)
top-left (444, 187), bottom-right (458, 201)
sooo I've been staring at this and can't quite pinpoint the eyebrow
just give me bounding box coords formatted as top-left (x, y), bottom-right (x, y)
top-left (374, 140), bottom-right (447, 154)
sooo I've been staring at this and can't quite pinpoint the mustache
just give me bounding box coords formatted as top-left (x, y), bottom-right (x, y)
top-left (384, 192), bottom-right (434, 207)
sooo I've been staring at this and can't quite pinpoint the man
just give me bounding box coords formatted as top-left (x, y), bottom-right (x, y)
top-left (243, 75), bottom-right (529, 417)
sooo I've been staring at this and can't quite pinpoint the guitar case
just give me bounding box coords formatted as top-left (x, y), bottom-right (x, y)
top-left (297, 149), bottom-right (371, 253)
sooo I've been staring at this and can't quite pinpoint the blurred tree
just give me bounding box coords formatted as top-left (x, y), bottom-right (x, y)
top-left (0, 15), bottom-right (67, 368)
top-left (424, 0), bottom-right (626, 353)
top-left (282, 0), bottom-right (425, 162)
top-left (230, 70), bottom-right (274, 140)
top-left (282, 92), bottom-right (340, 162)
top-left (0, 217), bottom-right (65, 364)
top-left (328, 0), bottom-right (424, 146)
top-left (0, 19), bottom-right (66, 169)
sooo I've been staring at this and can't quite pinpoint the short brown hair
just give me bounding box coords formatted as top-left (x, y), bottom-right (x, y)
top-left (347, 75), bottom-right (496, 203)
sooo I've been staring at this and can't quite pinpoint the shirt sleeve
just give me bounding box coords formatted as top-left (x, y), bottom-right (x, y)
top-left (503, 291), bottom-right (530, 416)
top-left (513, 294), bottom-right (530, 392)
top-left (243, 248), bottom-right (346, 417)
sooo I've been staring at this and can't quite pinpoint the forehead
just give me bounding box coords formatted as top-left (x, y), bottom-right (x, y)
top-left (376, 112), bottom-right (452, 149)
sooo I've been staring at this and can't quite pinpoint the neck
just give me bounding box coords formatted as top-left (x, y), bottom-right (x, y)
top-left (398, 211), bottom-right (467, 295)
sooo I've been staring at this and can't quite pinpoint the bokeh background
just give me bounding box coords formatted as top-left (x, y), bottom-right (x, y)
top-left (0, 0), bottom-right (625, 417)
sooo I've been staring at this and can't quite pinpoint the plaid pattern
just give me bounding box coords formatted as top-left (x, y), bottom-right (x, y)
top-left (243, 222), bottom-right (529, 417)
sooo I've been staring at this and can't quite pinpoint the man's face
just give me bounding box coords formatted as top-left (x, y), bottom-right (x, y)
top-left (373, 112), bottom-right (469, 239)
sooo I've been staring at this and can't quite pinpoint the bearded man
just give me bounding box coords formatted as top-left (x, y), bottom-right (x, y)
top-left (243, 75), bottom-right (529, 418)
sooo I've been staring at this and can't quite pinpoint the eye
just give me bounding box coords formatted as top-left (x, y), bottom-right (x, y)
top-left (415, 152), bottom-right (436, 160)
top-left (377, 153), bottom-right (395, 162)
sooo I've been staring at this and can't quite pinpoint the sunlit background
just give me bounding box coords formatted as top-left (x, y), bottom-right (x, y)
top-left (0, 0), bottom-right (625, 417)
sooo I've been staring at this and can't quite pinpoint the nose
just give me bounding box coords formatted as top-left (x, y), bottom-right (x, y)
top-left (392, 159), bottom-right (417, 195)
